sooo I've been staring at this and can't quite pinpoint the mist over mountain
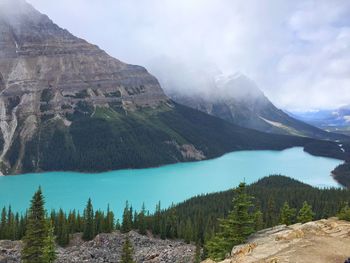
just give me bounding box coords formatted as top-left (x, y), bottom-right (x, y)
top-left (25, 0), bottom-right (350, 111)
top-left (165, 73), bottom-right (347, 141)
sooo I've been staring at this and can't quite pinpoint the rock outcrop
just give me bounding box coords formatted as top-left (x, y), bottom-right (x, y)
top-left (205, 218), bottom-right (350, 263)
top-left (0, 230), bottom-right (195, 263)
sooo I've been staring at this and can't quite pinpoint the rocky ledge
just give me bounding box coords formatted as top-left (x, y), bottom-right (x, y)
top-left (203, 218), bottom-right (350, 263)
top-left (0, 230), bottom-right (195, 263)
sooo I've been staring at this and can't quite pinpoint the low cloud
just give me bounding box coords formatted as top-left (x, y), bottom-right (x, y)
top-left (23, 0), bottom-right (350, 110)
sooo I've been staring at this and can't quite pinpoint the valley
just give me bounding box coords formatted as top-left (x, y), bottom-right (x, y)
top-left (0, 1), bottom-right (350, 262)
top-left (0, 148), bottom-right (342, 216)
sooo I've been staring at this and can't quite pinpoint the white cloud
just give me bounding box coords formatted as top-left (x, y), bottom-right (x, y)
top-left (25, 0), bottom-right (350, 110)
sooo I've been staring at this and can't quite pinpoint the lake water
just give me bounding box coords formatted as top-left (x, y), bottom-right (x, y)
top-left (0, 147), bottom-right (343, 217)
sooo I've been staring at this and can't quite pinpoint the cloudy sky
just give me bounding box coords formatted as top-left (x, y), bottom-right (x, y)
top-left (27, 0), bottom-right (350, 110)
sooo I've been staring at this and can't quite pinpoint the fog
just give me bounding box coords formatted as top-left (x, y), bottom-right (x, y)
top-left (16, 0), bottom-right (350, 110)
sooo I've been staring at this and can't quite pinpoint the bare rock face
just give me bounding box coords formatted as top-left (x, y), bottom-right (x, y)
top-left (0, 0), bottom-right (168, 174)
top-left (0, 231), bottom-right (195, 263)
top-left (204, 218), bottom-right (350, 263)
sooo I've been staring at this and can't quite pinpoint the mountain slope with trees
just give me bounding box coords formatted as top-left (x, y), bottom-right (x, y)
top-left (167, 74), bottom-right (348, 141)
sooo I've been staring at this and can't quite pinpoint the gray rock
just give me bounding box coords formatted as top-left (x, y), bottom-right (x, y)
top-left (0, 231), bottom-right (195, 263)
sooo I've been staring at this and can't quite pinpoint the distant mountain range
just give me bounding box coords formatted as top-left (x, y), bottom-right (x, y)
top-left (166, 73), bottom-right (347, 141)
top-left (291, 106), bottom-right (350, 136)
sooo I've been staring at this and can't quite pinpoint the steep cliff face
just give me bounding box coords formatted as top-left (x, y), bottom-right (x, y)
top-left (0, 0), bottom-right (169, 174)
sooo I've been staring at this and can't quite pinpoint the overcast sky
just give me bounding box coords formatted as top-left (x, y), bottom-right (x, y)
top-left (27, 0), bottom-right (350, 110)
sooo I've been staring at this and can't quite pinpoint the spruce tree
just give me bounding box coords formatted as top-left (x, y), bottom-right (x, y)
top-left (43, 220), bottom-right (57, 263)
top-left (121, 236), bottom-right (135, 263)
top-left (206, 182), bottom-right (255, 261)
top-left (21, 187), bottom-right (47, 263)
top-left (337, 202), bottom-right (350, 221)
top-left (153, 201), bottom-right (161, 235)
top-left (253, 209), bottom-right (264, 231)
top-left (266, 197), bottom-right (277, 227)
top-left (121, 201), bottom-right (132, 233)
top-left (138, 203), bottom-right (146, 235)
top-left (104, 205), bottom-right (114, 233)
top-left (297, 201), bottom-right (315, 223)
top-left (0, 207), bottom-right (6, 239)
top-left (279, 202), bottom-right (296, 225)
top-left (82, 198), bottom-right (95, 241)
top-left (56, 209), bottom-right (69, 246)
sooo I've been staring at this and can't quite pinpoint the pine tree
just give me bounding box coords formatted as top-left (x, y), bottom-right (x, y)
top-left (184, 219), bottom-right (193, 244)
top-left (21, 187), bottom-right (47, 263)
top-left (121, 201), bottom-right (132, 233)
top-left (297, 201), bottom-right (315, 223)
top-left (206, 183), bottom-right (255, 261)
top-left (138, 203), bottom-right (146, 235)
top-left (279, 202), bottom-right (296, 225)
top-left (43, 220), bottom-right (57, 263)
top-left (253, 209), bottom-right (264, 231)
top-left (115, 219), bottom-right (121, 230)
top-left (153, 201), bottom-right (161, 235)
top-left (82, 198), bottom-right (95, 241)
top-left (104, 205), bottom-right (114, 233)
top-left (121, 236), bottom-right (135, 263)
top-left (56, 209), bottom-right (69, 246)
top-left (0, 207), bottom-right (6, 239)
top-left (266, 197), bottom-right (277, 227)
top-left (194, 243), bottom-right (202, 263)
top-left (337, 202), bottom-right (350, 221)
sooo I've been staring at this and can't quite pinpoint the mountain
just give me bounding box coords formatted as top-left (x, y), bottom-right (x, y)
top-left (166, 73), bottom-right (347, 141)
top-left (0, 0), bottom-right (326, 175)
top-left (291, 106), bottom-right (350, 136)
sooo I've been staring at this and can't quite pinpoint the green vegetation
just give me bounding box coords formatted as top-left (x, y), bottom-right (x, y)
top-left (205, 183), bottom-right (256, 260)
top-left (297, 201), bottom-right (315, 223)
top-left (145, 175), bottom-right (350, 247)
top-left (332, 162), bottom-right (350, 188)
top-left (337, 202), bottom-right (350, 221)
top-left (279, 202), bottom-right (296, 225)
top-left (121, 236), bottom-right (136, 263)
top-left (82, 198), bottom-right (94, 241)
top-left (43, 221), bottom-right (57, 263)
top-left (21, 188), bottom-right (48, 263)
top-left (18, 103), bottom-right (343, 174)
top-left (0, 175), bottom-right (349, 262)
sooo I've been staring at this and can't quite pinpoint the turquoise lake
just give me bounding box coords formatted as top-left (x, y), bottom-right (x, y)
top-left (0, 147), bottom-right (343, 217)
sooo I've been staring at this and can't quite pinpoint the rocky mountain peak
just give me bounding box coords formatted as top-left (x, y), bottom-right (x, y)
top-left (214, 73), bottom-right (265, 100)
top-left (0, 1), bottom-right (168, 173)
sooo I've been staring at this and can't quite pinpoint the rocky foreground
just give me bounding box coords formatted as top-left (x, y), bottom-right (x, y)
top-left (203, 218), bottom-right (350, 263)
top-left (0, 231), bottom-right (195, 263)
top-left (1, 218), bottom-right (350, 263)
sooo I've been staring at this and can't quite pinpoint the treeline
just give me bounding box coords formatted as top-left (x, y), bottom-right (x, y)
top-left (333, 162), bottom-right (350, 188)
top-left (145, 175), bottom-right (350, 245)
top-left (18, 187), bottom-right (136, 263)
top-left (1, 175), bottom-right (350, 261)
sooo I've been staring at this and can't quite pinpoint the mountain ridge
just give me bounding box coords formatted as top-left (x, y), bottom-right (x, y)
top-left (166, 73), bottom-right (348, 141)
